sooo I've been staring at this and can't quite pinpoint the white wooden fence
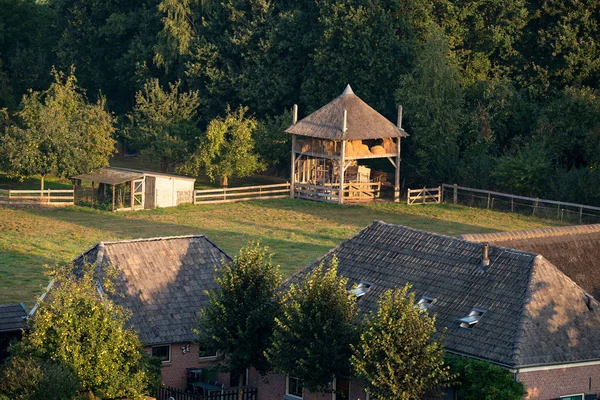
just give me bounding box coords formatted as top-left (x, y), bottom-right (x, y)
top-left (194, 183), bottom-right (290, 204)
top-left (0, 188), bottom-right (74, 206)
top-left (407, 186), bottom-right (442, 205)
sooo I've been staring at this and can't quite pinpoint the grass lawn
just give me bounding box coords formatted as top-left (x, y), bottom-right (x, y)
top-left (0, 198), bottom-right (562, 307)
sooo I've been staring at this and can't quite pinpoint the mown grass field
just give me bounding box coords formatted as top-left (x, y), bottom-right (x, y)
top-left (0, 198), bottom-right (562, 307)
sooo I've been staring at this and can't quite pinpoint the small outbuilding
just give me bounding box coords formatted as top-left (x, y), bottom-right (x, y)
top-left (286, 85), bottom-right (408, 204)
top-left (0, 303), bottom-right (28, 362)
top-left (72, 167), bottom-right (196, 211)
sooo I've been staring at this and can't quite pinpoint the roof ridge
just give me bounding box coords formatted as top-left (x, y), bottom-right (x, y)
top-left (461, 224), bottom-right (600, 242)
top-left (511, 255), bottom-right (539, 367)
top-left (99, 234), bottom-right (207, 246)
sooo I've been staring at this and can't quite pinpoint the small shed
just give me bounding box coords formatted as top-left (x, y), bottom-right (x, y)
top-left (0, 303), bottom-right (28, 362)
top-left (286, 85), bottom-right (408, 204)
top-left (73, 167), bottom-right (196, 211)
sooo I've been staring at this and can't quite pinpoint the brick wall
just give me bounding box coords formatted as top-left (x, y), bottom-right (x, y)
top-left (519, 364), bottom-right (600, 399)
top-left (146, 343), bottom-right (230, 390)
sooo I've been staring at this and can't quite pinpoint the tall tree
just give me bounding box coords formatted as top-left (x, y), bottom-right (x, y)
top-left (253, 110), bottom-right (292, 174)
top-left (127, 78), bottom-right (201, 172)
top-left (266, 258), bottom-right (358, 399)
top-left (9, 263), bottom-right (158, 398)
top-left (397, 27), bottom-right (465, 185)
top-left (197, 243), bottom-right (282, 400)
top-left (0, 68), bottom-right (115, 191)
top-left (179, 106), bottom-right (264, 186)
top-left (351, 285), bottom-right (451, 400)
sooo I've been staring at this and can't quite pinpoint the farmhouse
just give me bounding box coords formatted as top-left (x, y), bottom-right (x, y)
top-left (61, 235), bottom-right (233, 389)
top-left (252, 221), bottom-right (600, 400)
top-left (72, 166), bottom-right (196, 211)
top-left (286, 85), bottom-right (408, 204)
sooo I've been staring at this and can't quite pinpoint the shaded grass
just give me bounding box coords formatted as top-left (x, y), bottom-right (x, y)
top-left (0, 198), bottom-right (562, 307)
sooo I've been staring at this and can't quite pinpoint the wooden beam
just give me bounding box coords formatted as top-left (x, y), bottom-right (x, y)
top-left (394, 137), bottom-right (401, 203)
top-left (112, 185), bottom-right (115, 212)
top-left (339, 140), bottom-right (346, 205)
top-left (290, 134), bottom-right (296, 198)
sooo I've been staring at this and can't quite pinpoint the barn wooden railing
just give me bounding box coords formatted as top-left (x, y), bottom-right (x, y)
top-left (294, 181), bottom-right (381, 203)
top-left (194, 183), bottom-right (290, 204)
top-left (407, 186), bottom-right (442, 205)
top-left (0, 188), bottom-right (75, 206)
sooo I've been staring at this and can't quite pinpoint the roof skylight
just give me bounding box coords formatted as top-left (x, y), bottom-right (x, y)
top-left (417, 296), bottom-right (435, 311)
top-left (350, 281), bottom-right (372, 298)
top-left (459, 308), bottom-right (486, 329)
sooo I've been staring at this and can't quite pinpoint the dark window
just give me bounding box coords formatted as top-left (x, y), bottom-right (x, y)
top-left (152, 345), bottom-right (170, 362)
top-left (199, 343), bottom-right (217, 358)
top-left (287, 376), bottom-right (303, 398)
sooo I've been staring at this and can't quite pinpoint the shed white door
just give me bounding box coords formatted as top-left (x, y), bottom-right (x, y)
top-left (133, 178), bottom-right (145, 209)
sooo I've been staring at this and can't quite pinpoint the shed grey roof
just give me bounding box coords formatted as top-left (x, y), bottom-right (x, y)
top-left (285, 85), bottom-right (409, 140)
top-left (461, 224), bottom-right (600, 299)
top-left (0, 303), bottom-right (28, 332)
top-left (73, 235), bottom-right (231, 345)
top-left (73, 167), bottom-right (144, 185)
top-left (288, 221), bottom-right (600, 368)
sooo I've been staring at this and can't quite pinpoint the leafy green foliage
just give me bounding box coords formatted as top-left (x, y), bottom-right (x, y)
top-left (446, 354), bottom-right (526, 400)
top-left (0, 355), bottom-right (80, 400)
top-left (0, 68), bottom-right (115, 190)
top-left (254, 110), bottom-right (292, 172)
top-left (197, 243), bottom-right (282, 391)
top-left (267, 257), bottom-right (358, 396)
top-left (127, 78), bottom-right (201, 171)
top-left (180, 106), bottom-right (264, 186)
top-left (10, 263), bottom-right (157, 399)
top-left (351, 285), bottom-right (451, 400)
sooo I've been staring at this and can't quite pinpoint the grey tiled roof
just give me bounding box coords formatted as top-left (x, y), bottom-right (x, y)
top-left (461, 224), bottom-right (600, 299)
top-left (0, 303), bottom-right (28, 332)
top-left (288, 221), bottom-right (600, 368)
top-left (74, 235), bottom-right (231, 345)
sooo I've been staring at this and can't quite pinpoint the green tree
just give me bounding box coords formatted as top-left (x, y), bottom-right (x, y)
top-left (0, 355), bottom-right (80, 400)
top-left (11, 263), bottom-right (157, 399)
top-left (254, 110), bottom-right (292, 173)
top-left (179, 106), bottom-right (264, 186)
top-left (197, 243), bottom-right (282, 400)
top-left (266, 258), bottom-right (358, 399)
top-left (127, 78), bottom-right (201, 172)
top-left (397, 27), bottom-right (465, 184)
top-left (0, 68), bottom-right (115, 191)
top-left (446, 355), bottom-right (525, 400)
top-left (351, 285), bottom-right (451, 400)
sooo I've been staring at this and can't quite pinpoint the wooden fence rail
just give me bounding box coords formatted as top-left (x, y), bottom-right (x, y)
top-left (442, 183), bottom-right (600, 224)
top-left (156, 385), bottom-right (258, 400)
top-left (407, 186), bottom-right (442, 205)
top-left (194, 183), bottom-right (290, 204)
top-left (0, 188), bottom-right (74, 206)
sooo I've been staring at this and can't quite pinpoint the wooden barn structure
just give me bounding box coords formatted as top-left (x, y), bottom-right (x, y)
top-left (72, 167), bottom-right (196, 211)
top-left (286, 85), bottom-right (408, 204)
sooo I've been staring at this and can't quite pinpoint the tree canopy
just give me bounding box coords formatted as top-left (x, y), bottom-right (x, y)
top-left (266, 258), bottom-right (358, 398)
top-left (2, 263), bottom-right (158, 399)
top-left (0, 68), bottom-right (115, 190)
top-left (351, 285), bottom-right (452, 400)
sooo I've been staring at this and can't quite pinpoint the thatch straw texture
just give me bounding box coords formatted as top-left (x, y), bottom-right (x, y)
top-left (286, 85), bottom-right (409, 140)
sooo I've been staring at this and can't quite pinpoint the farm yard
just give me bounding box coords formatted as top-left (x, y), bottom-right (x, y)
top-left (0, 197), bottom-right (561, 306)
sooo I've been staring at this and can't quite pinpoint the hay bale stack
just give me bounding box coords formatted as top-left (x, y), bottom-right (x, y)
top-left (383, 138), bottom-right (396, 153)
top-left (370, 145), bottom-right (385, 155)
top-left (345, 140), bottom-right (354, 156)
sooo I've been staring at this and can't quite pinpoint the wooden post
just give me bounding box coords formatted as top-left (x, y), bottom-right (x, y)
top-left (339, 140), bottom-right (346, 205)
top-left (511, 196), bottom-right (514, 213)
top-left (561, 208), bottom-right (564, 221)
top-left (487, 193), bottom-right (491, 209)
top-left (111, 185), bottom-right (115, 212)
top-left (91, 181), bottom-right (95, 208)
top-left (394, 137), bottom-right (401, 203)
top-left (130, 180), bottom-right (134, 209)
top-left (290, 134), bottom-right (296, 199)
top-left (7, 189), bottom-right (10, 205)
top-left (47, 188), bottom-right (51, 204)
top-left (453, 184), bottom-right (457, 204)
top-left (407, 189), bottom-right (410, 205)
top-left (422, 186), bottom-right (426, 204)
top-left (293, 104), bottom-right (298, 124)
top-left (491, 197), bottom-right (494, 209)
top-left (533, 198), bottom-right (539, 216)
top-left (579, 206), bottom-right (583, 224)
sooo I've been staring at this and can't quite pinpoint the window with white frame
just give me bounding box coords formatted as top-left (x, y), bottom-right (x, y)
top-left (286, 375), bottom-right (304, 398)
top-left (560, 395), bottom-right (583, 400)
top-left (151, 344), bottom-right (170, 363)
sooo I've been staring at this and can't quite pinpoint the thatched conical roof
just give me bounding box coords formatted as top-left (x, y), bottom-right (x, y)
top-left (285, 85), bottom-right (408, 140)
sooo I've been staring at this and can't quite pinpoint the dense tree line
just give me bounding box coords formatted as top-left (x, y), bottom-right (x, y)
top-left (1, 0), bottom-right (599, 201)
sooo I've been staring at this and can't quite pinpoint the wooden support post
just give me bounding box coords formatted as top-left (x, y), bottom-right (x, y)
top-left (580, 206), bottom-right (583, 224)
top-left (487, 193), bottom-right (491, 209)
top-left (533, 198), bottom-right (539, 216)
top-left (453, 184), bottom-right (458, 204)
top-left (47, 188), bottom-right (51, 204)
top-left (511, 196), bottom-right (514, 213)
top-left (290, 134), bottom-right (296, 199)
top-left (91, 182), bottom-right (94, 208)
top-left (561, 208), bottom-right (564, 221)
top-left (111, 185), bottom-right (115, 212)
top-left (422, 186), bottom-right (426, 204)
top-left (394, 137), bottom-right (401, 203)
top-left (130, 180), bottom-right (134, 209)
top-left (339, 140), bottom-right (346, 205)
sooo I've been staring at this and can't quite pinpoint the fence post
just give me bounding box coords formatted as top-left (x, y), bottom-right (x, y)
top-left (422, 186), bottom-right (426, 204)
top-left (224, 187), bottom-right (227, 201)
top-left (407, 189), bottom-right (410, 205)
top-left (561, 208), bottom-right (564, 221)
top-left (511, 196), bottom-right (514, 213)
top-left (47, 188), bottom-right (51, 204)
top-left (580, 206), bottom-right (583, 224)
top-left (453, 184), bottom-right (457, 204)
top-left (437, 186), bottom-right (442, 204)
top-left (259, 186), bottom-right (262, 199)
top-left (487, 193), bottom-right (491, 209)
top-left (7, 189), bottom-right (10, 204)
top-left (533, 198), bottom-right (539, 216)
top-left (491, 197), bottom-right (494, 210)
